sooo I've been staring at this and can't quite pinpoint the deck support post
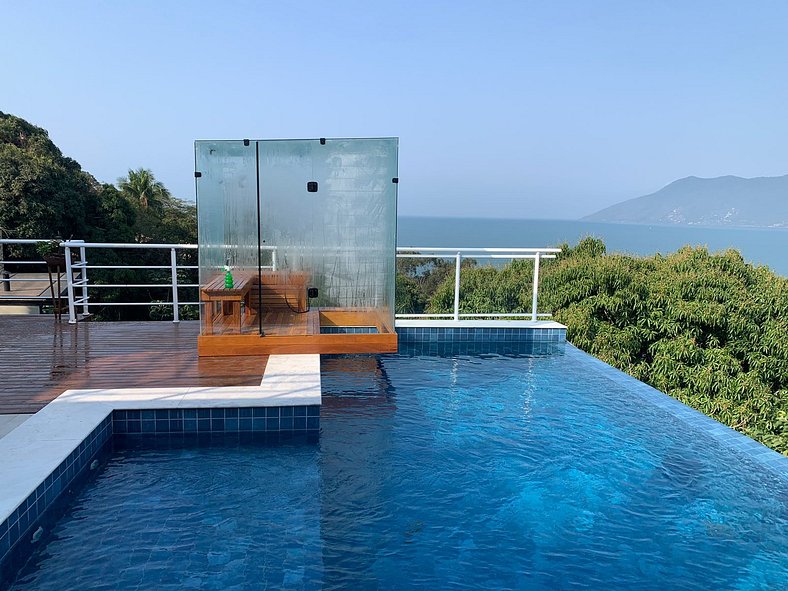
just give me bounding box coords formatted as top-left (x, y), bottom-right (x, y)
top-left (64, 246), bottom-right (77, 324)
top-left (170, 248), bottom-right (180, 323)
top-left (454, 251), bottom-right (462, 322)
top-left (531, 252), bottom-right (541, 322)
top-left (0, 242), bottom-right (8, 292)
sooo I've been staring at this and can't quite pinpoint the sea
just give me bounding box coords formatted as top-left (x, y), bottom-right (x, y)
top-left (397, 217), bottom-right (788, 276)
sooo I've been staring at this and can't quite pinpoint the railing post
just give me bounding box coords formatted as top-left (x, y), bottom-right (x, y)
top-left (454, 251), bottom-right (462, 322)
top-left (77, 241), bottom-right (90, 317)
top-left (170, 247), bottom-right (180, 323)
top-left (64, 246), bottom-right (77, 324)
top-left (272, 248), bottom-right (277, 272)
top-left (531, 252), bottom-right (541, 322)
top-left (0, 242), bottom-right (8, 292)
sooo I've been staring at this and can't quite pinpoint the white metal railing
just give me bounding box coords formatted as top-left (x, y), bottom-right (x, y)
top-left (396, 247), bottom-right (560, 322)
top-left (0, 238), bottom-right (72, 299)
top-left (0, 239), bottom-right (560, 323)
top-left (60, 241), bottom-right (201, 324)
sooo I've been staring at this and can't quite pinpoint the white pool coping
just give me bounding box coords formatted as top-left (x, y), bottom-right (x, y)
top-left (0, 354), bottom-right (321, 526)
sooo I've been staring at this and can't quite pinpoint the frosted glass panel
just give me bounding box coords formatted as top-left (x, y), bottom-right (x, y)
top-left (259, 138), bottom-right (398, 328)
top-left (196, 137), bottom-right (398, 337)
top-left (195, 140), bottom-right (258, 335)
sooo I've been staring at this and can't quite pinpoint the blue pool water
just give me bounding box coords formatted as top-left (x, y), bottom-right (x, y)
top-left (7, 346), bottom-right (788, 590)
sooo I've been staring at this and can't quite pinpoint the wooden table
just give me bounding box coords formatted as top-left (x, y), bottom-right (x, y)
top-left (200, 274), bottom-right (254, 335)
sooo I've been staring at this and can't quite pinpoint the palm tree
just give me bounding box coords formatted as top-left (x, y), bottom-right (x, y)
top-left (118, 168), bottom-right (170, 211)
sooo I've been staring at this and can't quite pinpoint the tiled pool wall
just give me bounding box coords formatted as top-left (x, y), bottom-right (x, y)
top-left (321, 326), bottom-right (378, 334)
top-left (398, 341), bottom-right (566, 357)
top-left (112, 406), bottom-right (320, 434)
top-left (0, 405), bottom-right (320, 586)
top-left (0, 416), bottom-right (113, 585)
top-left (396, 326), bottom-right (567, 344)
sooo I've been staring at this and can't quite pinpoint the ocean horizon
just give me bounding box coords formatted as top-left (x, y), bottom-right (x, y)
top-left (397, 216), bottom-right (788, 276)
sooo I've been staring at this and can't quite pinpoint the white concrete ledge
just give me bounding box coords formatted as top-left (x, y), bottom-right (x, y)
top-left (0, 354), bottom-right (321, 525)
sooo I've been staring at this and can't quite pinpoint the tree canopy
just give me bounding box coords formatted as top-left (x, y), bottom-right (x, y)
top-left (0, 111), bottom-right (104, 240)
top-left (0, 112), bottom-right (196, 245)
top-left (0, 112), bottom-right (197, 320)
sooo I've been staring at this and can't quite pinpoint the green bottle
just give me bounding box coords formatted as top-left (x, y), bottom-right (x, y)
top-left (224, 265), bottom-right (234, 289)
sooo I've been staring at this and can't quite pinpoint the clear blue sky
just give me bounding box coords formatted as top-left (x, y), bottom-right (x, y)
top-left (3, 1), bottom-right (788, 218)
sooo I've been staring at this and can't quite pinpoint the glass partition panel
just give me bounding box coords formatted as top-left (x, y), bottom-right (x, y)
top-left (259, 138), bottom-right (398, 332)
top-left (195, 140), bottom-right (259, 336)
top-left (196, 137), bottom-right (398, 339)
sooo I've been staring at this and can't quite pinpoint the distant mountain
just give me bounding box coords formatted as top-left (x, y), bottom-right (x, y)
top-left (583, 175), bottom-right (788, 228)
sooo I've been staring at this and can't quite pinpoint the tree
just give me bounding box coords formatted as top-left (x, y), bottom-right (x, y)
top-left (0, 111), bottom-right (102, 241)
top-left (116, 168), bottom-right (196, 244)
top-left (118, 168), bottom-right (170, 211)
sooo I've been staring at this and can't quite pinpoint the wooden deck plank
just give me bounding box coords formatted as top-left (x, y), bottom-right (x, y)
top-left (207, 308), bottom-right (313, 337)
top-left (197, 332), bottom-right (398, 356)
top-left (0, 316), bottom-right (267, 415)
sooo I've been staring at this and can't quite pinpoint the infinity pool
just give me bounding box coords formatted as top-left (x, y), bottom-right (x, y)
top-left (7, 345), bottom-right (788, 590)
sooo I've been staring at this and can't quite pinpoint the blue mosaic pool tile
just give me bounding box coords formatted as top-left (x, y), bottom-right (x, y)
top-left (3, 400), bottom-right (321, 584)
top-left (1, 414), bottom-right (113, 583)
top-left (111, 406), bottom-right (320, 436)
top-left (321, 326), bottom-right (378, 334)
top-left (564, 344), bottom-right (788, 482)
top-left (396, 341), bottom-right (566, 357)
top-left (396, 326), bottom-right (566, 345)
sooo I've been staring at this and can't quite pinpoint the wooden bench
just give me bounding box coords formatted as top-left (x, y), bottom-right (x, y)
top-left (200, 273), bottom-right (254, 335)
top-left (248, 271), bottom-right (310, 312)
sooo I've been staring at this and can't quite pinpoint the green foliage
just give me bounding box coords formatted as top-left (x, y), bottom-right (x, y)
top-left (35, 239), bottom-right (61, 257)
top-left (1, 112), bottom-right (197, 320)
top-left (0, 112), bottom-right (102, 240)
top-left (119, 168), bottom-right (170, 211)
top-left (423, 237), bottom-right (788, 455)
top-left (116, 168), bottom-right (196, 244)
top-left (396, 254), bottom-right (476, 314)
top-left (395, 274), bottom-right (425, 314)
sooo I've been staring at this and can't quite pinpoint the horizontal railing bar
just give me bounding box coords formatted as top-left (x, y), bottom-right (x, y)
top-left (396, 313), bottom-right (552, 318)
top-left (86, 301), bottom-right (200, 306)
top-left (460, 313), bottom-right (552, 317)
top-left (86, 283), bottom-right (200, 288)
top-left (61, 241), bottom-right (198, 249)
top-left (84, 265), bottom-right (180, 270)
top-left (61, 242), bottom-right (276, 251)
top-left (0, 278), bottom-right (57, 283)
top-left (0, 239), bottom-right (53, 244)
top-left (83, 266), bottom-right (199, 271)
top-left (87, 284), bottom-right (183, 288)
top-left (396, 254), bottom-right (556, 259)
top-left (0, 261), bottom-right (84, 266)
top-left (397, 247), bottom-right (561, 253)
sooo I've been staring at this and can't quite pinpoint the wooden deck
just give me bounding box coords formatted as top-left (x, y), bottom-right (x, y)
top-left (0, 316), bottom-right (267, 415)
top-left (206, 308), bottom-right (320, 336)
top-left (197, 308), bottom-right (398, 356)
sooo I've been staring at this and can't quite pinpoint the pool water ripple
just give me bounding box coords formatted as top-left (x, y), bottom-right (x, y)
top-left (6, 348), bottom-right (788, 590)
